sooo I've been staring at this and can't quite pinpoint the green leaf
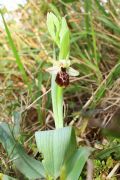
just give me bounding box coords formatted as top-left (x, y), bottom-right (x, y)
top-left (35, 126), bottom-right (77, 179)
top-left (59, 17), bottom-right (70, 59)
top-left (47, 12), bottom-right (60, 46)
top-left (48, 4), bottom-right (61, 20)
top-left (12, 111), bottom-right (21, 138)
top-left (96, 144), bottom-right (120, 160)
top-left (0, 122), bottom-right (45, 179)
top-left (98, 16), bottom-right (120, 34)
top-left (65, 147), bottom-right (92, 180)
top-left (0, 11), bottom-right (30, 91)
top-left (84, 0), bottom-right (92, 49)
top-left (47, 12), bottom-right (70, 59)
top-left (95, 0), bottom-right (108, 16)
top-left (0, 173), bottom-right (16, 180)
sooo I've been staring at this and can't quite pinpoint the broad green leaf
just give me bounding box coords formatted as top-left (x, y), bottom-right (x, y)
top-left (47, 12), bottom-right (60, 46)
top-left (48, 4), bottom-right (61, 20)
top-left (59, 18), bottom-right (69, 41)
top-left (65, 147), bottom-right (92, 180)
top-left (59, 31), bottom-right (70, 59)
top-left (0, 122), bottom-right (45, 179)
top-left (47, 13), bottom-right (56, 40)
top-left (0, 173), bottom-right (16, 180)
top-left (47, 13), bottom-right (70, 59)
top-left (59, 18), bottom-right (70, 59)
top-left (35, 126), bottom-right (77, 179)
top-left (12, 111), bottom-right (21, 138)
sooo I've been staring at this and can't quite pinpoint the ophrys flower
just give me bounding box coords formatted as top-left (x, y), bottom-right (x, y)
top-left (46, 59), bottom-right (79, 87)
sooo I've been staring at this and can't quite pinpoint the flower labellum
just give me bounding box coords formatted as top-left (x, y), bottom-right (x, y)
top-left (46, 59), bottom-right (79, 87)
top-left (55, 67), bottom-right (69, 87)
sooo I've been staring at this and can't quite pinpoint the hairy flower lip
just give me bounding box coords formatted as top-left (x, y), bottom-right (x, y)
top-left (55, 67), bottom-right (69, 87)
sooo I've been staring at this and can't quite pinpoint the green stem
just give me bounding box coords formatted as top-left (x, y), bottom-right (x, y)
top-left (51, 75), bottom-right (63, 128)
top-left (57, 85), bottom-right (63, 128)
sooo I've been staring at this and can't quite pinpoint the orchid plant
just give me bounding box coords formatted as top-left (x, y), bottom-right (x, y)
top-left (35, 12), bottom-right (92, 180)
top-left (0, 11), bottom-right (92, 180)
top-left (46, 12), bottom-right (79, 128)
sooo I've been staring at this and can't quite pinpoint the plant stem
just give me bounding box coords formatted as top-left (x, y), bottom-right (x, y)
top-left (51, 75), bottom-right (63, 128)
top-left (57, 85), bottom-right (63, 127)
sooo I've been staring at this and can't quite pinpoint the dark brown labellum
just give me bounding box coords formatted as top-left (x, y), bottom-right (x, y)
top-left (55, 67), bottom-right (69, 87)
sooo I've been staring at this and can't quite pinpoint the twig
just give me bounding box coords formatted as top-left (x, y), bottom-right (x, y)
top-left (22, 88), bottom-right (51, 112)
top-left (106, 163), bottom-right (120, 179)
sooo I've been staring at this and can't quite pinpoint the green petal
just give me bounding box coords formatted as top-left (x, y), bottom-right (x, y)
top-left (68, 67), bottom-right (79, 76)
